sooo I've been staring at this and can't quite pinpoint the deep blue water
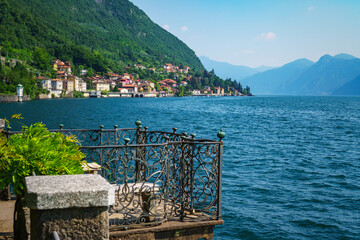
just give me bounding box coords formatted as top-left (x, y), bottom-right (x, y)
top-left (1, 96), bottom-right (360, 240)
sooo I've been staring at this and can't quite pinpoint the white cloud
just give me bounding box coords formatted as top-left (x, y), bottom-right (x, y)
top-left (181, 26), bottom-right (189, 32)
top-left (162, 24), bottom-right (170, 31)
top-left (257, 32), bottom-right (277, 41)
top-left (308, 6), bottom-right (315, 11)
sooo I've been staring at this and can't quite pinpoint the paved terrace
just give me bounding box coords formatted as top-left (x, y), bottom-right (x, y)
top-left (0, 200), bottom-right (14, 240)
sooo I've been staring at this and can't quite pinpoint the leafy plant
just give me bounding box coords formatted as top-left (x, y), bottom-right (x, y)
top-left (0, 121), bottom-right (85, 195)
top-left (101, 90), bottom-right (109, 96)
top-left (73, 90), bottom-right (84, 98)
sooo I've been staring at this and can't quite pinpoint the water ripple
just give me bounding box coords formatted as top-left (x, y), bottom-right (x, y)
top-left (1, 96), bottom-right (360, 239)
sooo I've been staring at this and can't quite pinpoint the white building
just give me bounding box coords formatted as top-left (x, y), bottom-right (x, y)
top-left (95, 82), bottom-right (110, 91)
top-left (80, 69), bottom-right (88, 76)
top-left (192, 89), bottom-right (201, 95)
top-left (51, 79), bottom-right (63, 90)
top-left (119, 88), bottom-right (129, 93)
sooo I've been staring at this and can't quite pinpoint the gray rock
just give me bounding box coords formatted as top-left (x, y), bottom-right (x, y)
top-left (0, 118), bottom-right (5, 129)
top-left (25, 174), bottom-right (115, 210)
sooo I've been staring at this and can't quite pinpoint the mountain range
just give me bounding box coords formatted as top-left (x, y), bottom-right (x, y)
top-left (199, 56), bottom-right (273, 81)
top-left (200, 54), bottom-right (360, 95)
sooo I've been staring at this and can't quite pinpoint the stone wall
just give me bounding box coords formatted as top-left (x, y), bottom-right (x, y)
top-left (0, 95), bottom-right (30, 102)
top-left (31, 207), bottom-right (109, 240)
top-left (25, 174), bottom-right (114, 240)
top-left (37, 94), bottom-right (52, 99)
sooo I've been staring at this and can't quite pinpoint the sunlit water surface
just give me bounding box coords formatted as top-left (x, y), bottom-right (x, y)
top-left (1, 96), bottom-right (359, 240)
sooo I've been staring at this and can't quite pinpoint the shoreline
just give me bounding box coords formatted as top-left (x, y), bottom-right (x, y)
top-left (0, 93), bottom-right (252, 103)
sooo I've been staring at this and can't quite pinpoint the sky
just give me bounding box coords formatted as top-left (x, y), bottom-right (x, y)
top-left (130, 0), bottom-right (360, 68)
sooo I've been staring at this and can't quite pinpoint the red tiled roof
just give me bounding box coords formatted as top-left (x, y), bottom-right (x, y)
top-left (36, 76), bottom-right (49, 80)
top-left (164, 79), bottom-right (176, 83)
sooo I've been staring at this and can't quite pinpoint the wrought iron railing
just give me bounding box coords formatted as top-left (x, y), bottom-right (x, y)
top-left (4, 119), bottom-right (224, 229)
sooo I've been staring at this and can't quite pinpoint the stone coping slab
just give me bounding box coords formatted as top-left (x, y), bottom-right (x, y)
top-left (25, 174), bottom-right (115, 210)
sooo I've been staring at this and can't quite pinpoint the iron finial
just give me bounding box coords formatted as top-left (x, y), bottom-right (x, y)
top-left (99, 125), bottom-right (104, 130)
top-left (172, 128), bottom-right (177, 133)
top-left (217, 129), bottom-right (225, 141)
top-left (135, 118), bottom-right (142, 128)
top-left (124, 138), bottom-right (130, 145)
top-left (191, 133), bottom-right (196, 139)
top-left (113, 125), bottom-right (118, 129)
top-left (59, 124), bottom-right (63, 130)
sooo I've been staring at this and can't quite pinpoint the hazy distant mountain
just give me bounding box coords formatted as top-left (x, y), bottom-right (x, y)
top-left (332, 75), bottom-right (360, 95)
top-left (287, 54), bottom-right (360, 95)
top-left (241, 53), bottom-right (360, 95)
top-left (333, 53), bottom-right (357, 60)
top-left (254, 65), bottom-right (274, 72)
top-left (242, 58), bottom-right (314, 95)
top-left (199, 56), bottom-right (273, 81)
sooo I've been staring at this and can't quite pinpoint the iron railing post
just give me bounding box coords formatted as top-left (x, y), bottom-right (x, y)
top-left (216, 129), bottom-right (225, 220)
top-left (99, 125), bottom-right (104, 146)
top-left (163, 138), bottom-right (170, 221)
top-left (113, 125), bottom-right (118, 145)
top-left (217, 142), bottom-right (223, 220)
top-left (189, 134), bottom-right (196, 213)
top-left (180, 138), bottom-right (186, 221)
top-left (135, 118), bottom-right (143, 182)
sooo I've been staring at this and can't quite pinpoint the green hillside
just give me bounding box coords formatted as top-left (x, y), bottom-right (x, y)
top-left (0, 0), bottom-right (204, 73)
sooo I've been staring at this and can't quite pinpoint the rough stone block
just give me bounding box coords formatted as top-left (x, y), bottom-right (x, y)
top-left (25, 174), bottom-right (115, 210)
top-left (25, 174), bottom-right (114, 240)
top-left (31, 207), bottom-right (109, 240)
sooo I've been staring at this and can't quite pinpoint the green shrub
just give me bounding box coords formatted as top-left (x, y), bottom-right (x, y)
top-left (0, 122), bottom-right (85, 195)
top-left (73, 91), bottom-right (84, 98)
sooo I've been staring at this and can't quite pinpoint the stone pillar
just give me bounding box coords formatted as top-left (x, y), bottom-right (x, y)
top-left (0, 118), bottom-right (4, 133)
top-left (25, 174), bottom-right (115, 240)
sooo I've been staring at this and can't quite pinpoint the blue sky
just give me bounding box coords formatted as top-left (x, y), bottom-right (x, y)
top-left (130, 0), bottom-right (360, 68)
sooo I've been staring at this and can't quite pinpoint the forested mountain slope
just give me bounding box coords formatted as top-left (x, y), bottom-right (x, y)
top-left (0, 0), bottom-right (203, 73)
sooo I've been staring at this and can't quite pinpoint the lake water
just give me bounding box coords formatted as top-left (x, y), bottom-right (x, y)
top-left (1, 96), bottom-right (359, 240)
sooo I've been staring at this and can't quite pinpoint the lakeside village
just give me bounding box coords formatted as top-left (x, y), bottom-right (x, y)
top-left (38, 60), bottom-right (249, 99)
top-left (0, 56), bottom-right (251, 101)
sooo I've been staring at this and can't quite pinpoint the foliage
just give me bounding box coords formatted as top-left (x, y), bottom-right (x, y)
top-left (0, 0), bottom-right (252, 96)
top-left (176, 86), bottom-right (185, 97)
top-left (0, 0), bottom-right (204, 76)
top-left (0, 120), bottom-right (85, 195)
top-left (73, 90), bottom-right (84, 98)
top-left (0, 62), bottom-right (43, 98)
top-left (59, 89), bottom-right (66, 98)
